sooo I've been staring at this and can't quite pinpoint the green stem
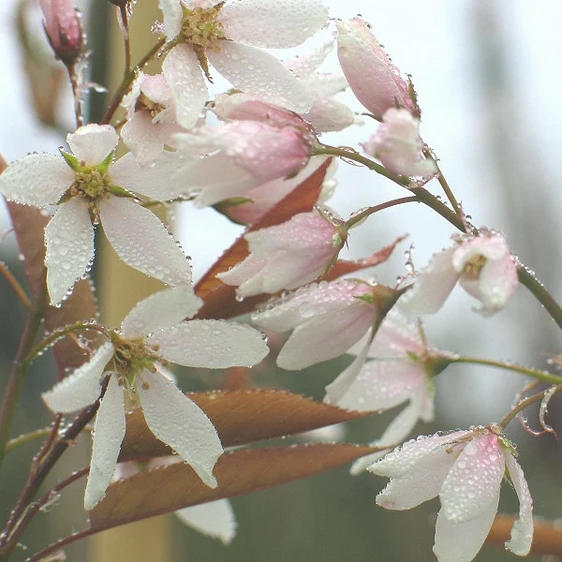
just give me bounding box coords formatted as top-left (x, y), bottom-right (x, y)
top-left (5, 428), bottom-right (52, 454)
top-left (346, 196), bottom-right (418, 228)
top-left (0, 261), bottom-right (31, 309)
top-left (499, 386), bottom-right (562, 429)
top-left (450, 356), bottom-right (562, 385)
top-left (100, 37), bottom-right (166, 125)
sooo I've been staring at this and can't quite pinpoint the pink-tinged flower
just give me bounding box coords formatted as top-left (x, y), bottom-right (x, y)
top-left (0, 124), bottom-right (189, 304)
top-left (400, 232), bottom-right (518, 316)
top-left (252, 280), bottom-right (397, 370)
top-left (43, 286), bottom-right (269, 509)
top-left (336, 18), bottom-right (415, 120)
top-left (159, 0), bottom-right (329, 128)
top-left (370, 426), bottom-right (533, 562)
top-left (218, 210), bottom-right (347, 297)
top-left (362, 108), bottom-right (437, 177)
top-left (39, 0), bottom-right (83, 64)
top-left (172, 120), bottom-right (313, 207)
top-left (121, 72), bottom-right (186, 166)
top-left (325, 311), bottom-right (454, 474)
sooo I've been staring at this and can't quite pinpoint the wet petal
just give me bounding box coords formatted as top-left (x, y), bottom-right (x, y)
top-left (504, 453), bottom-right (533, 556)
top-left (220, 0), bottom-right (328, 48)
top-left (175, 499), bottom-right (236, 545)
top-left (100, 197), bottom-right (191, 287)
top-left (433, 492), bottom-right (500, 562)
top-left (159, 0), bottom-right (183, 38)
top-left (66, 124), bottom-right (118, 165)
top-left (121, 286), bottom-right (202, 338)
top-left (150, 319), bottom-right (268, 368)
top-left (45, 198), bottom-right (95, 305)
top-left (137, 370), bottom-right (223, 488)
top-left (208, 42), bottom-right (313, 114)
top-left (0, 154), bottom-right (73, 206)
top-left (42, 343), bottom-right (114, 413)
top-left (84, 376), bottom-right (126, 510)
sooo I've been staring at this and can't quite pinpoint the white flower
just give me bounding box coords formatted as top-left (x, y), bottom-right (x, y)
top-left (370, 426), bottom-right (533, 562)
top-left (42, 286), bottom-right (269, 509)
top-left (158, 0), bottom-right (329, 127)
top-left (0, 124), bottom-right (189, 304)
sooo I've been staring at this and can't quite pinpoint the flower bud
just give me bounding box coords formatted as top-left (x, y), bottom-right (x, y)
top-left (39, 0), bottom-right (83, 65)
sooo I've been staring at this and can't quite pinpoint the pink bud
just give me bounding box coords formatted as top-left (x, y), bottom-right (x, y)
top-left (336, 18), bottom-right (415, 120)
top-left (39, 0), bottom-right (83, 64)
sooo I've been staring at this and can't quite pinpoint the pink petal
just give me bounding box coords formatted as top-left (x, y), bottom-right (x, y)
top-left (162, 45), bottom-right (208, 129)
top-left (84, 376), bottom-right (126, 510)
top-left (367, 309), bottom-right (424, 358)
top-left (45, 198), bottom-right (95, 305)
top-left (220, 0), bottom-right (328, 48)
top-left (42, 343), bottom-right (114, 413)
top-left (433, 492), bottom-right (500, 562)
top-left (208, 42), bottom-right (313, 114)
top-left (137, 370), bottom-right (223, 488)
top-left (0, 154), bottom-right (73, 206)
top-left (150, 320), bottom-right (268, 368)
top-left (66, 124), bottom-right (118, 165)
top-left (121, 286), bottom-right (202, 338)
top-left (504, 453), bottom-right (533, 556)
top-left (100, 197), bottom-right (191, 287)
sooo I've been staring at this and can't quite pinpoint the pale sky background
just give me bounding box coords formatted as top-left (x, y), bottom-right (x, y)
top-left (0, 0), bottom-right (561, 426)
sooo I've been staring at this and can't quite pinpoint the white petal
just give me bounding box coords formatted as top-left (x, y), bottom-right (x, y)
top-left (208, 42), bottom-right (313, 114)
top-left (121, 286), bottom-right (202, 338)
top-left (433, 492), bottom-right (500, 562)
top-left (84, 376), bottom-right (126, 510)
top-left (440, 434), bottom-right (505, 523)
top-left (100, 197), bottom-right (191, 287)
top-left (162, 45), bottom-right (207, 129)
top-left (42, 343), bottom-right (114, 413)
top-left (399, 247), bottom-right (458, 314)
top-left (159, 0), bottom-right (183, 38)
top-left (150, 320), bottom-right (268, 368)
top-left (66, 124), bottom-right (119, 165)
top-left (220, 0), bottom-right (328, 48)
top-left (45, 198), bottom-right (95, 305)
top-left (0, 154), bottom-right (74, 206)
top-left (137, 371), bottom-right (223, 488)
top-left (305, 95), bottom-right (355, 133)
top-left (175, 499), bottom-right (236, 544)
top-left (504, 453), bottom-right (533, 556)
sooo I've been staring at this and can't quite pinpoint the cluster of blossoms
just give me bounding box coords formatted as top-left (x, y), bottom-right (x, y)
top-left (0, 0), bottom-right (545, 560)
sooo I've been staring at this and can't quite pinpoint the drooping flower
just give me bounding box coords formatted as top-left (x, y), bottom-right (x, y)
top-left (121, 72), bottom-right (186, 166)
top-left (218, 210), bottom-right (347, 298)
top-left (159, 0), bottom-right (329, 128)
top-left (0, 124), bottom-right (189, 304)
top-left (362, 108), bottom-right (437, 177)
top-left (370, 426), bottom-right (533, 562)
top-left (336, 17), bottom-right (415, 120)
top-left (42, 286), bottom-right (269, 509)
top-left (324, 311), bottom-right (454, 474)
top-left (252, 280), bottom-right (401, 370)
top-left (400, 231), bottom-right (518, 316)
top-left (171, 120), bottom-right (314, 207)
top-left (39, 0), bottom-right (83, 64)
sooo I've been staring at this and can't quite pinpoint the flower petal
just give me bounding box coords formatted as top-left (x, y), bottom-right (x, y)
top-left (220, 0), bottom-right (328, 48)
top-left (100, 197), bottom-right (191, 287)
top-left (137, 370), bottom-right (223, 488)
top-left (159, 0), bottom-right (183, 38)
top-left (150, 319), bottom-right (268, 368)
top-left (504, 453), bottom-right (533, 556)
top-left (45, 198), bottom-right (95, 305)
top-left (0, 154), bottom-right (73, 206)
top-left (162, 45), bottom-right (207, 129)
top-left (42, 343), bottom-right (114, 413)
top-left (175, 499), bottom-right (237, 544)
top-left (121, 286), bottom-right (202, 338)
top-left (66, 124), bottom-right (118, 165)
top-left (84, 376), bottom-right (126, 510)
top-left (433, 491), bottom-right (500, 562)
top-left (208, 42), bottom-right (313, 114)
top-left (440, 434), bottom-right (505, 523)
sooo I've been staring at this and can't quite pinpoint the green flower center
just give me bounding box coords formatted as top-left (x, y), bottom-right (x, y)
top-left (111, 336), bottom-right (162, 391)
top-left (180, 5), bottom-right (226, 49)
top-left (462, 254), bottom-right (487, 278)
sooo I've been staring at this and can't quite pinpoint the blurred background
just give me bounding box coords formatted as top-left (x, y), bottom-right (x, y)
top-left (0, 0), bottom-right (561, 560)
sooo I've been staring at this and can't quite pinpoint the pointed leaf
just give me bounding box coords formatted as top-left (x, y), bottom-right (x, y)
top-left (90, 443), bottom-right (377, 530)
top-left (120, 389), bottom-right (369, 461)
